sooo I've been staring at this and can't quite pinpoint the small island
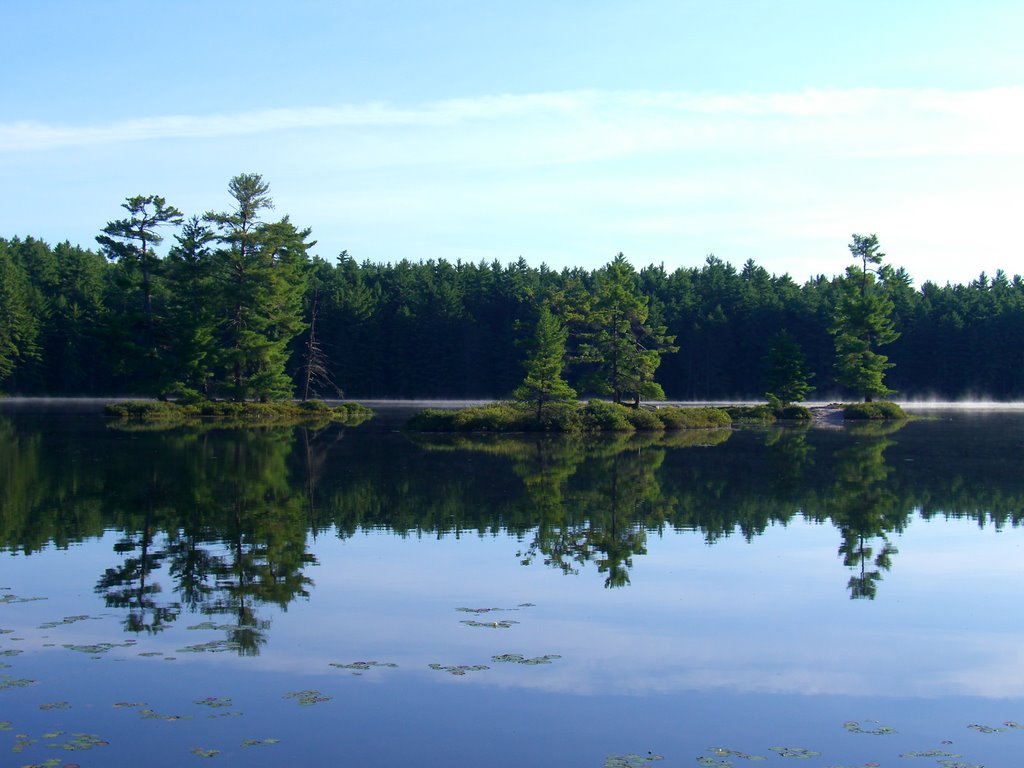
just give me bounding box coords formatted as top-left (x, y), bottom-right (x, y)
top-left (105, 399), bottom-right (373, 429)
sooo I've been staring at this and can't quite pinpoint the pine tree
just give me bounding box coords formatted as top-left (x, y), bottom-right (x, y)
top-left (0, 240), bottom-right (39, 387)
top-left (514, 304), bottom-right (577, 418)
top-left (764, 330), bottom-right (814, 405)
top-left (578, 254), bottom-right (678, 405)
top-left (205, 174), bottom-right (312, 401)
top-left (832, 234), bottom-right (899, 402)
top-left (96, 195), bottom-right (183, 395)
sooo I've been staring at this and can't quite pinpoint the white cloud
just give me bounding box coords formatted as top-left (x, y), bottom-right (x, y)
top-left (4, 87), bottom-right (1023, 160)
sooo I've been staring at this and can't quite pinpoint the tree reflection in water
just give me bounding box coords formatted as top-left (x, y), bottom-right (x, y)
top-left (4, 408), bottom-right (1024, 649)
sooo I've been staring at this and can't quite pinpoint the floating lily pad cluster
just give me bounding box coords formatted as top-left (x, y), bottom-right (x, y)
top-left (38, 614), bottom-right (98, 629)
top-left (0, 674), bottom-right (34, 689)
top-left (178, 639), bottom-right (241, 653)
top-left (193, 696), bottom-right (232, 708)
top-left (460, 618), bottom-right (519, 628)
top-left (329, 660), bottom-right (399, 671)
top-left (0, 648), bottom-right (22, 656)
top-left (707, 746), bottom-right (766, 760)
top-left (48, 731), bottom-right (108, 750)
top-left (186, 621), bottom-right (235, 631)
top-left (241, 737), bottom-right (280, 747)
top-left (38, 700), bottom-right (70, 710)
top-left (604, 752), bottom-right (663, 767)
top-left (62, 640), bottom-right (136, 654)
top-left (843, 720), bottom-right (896, 735)
top-left (191, 746), bottom-right (220, 758)
top-left (769, 746), bottom-right (821, 758)
top-left (0, 594), bottom-right (47, 604)
top-left (900, 749), bottom-right (962, 758)
top-left (491, 653), bottom-right (561, 665)
top-left (283, 689), bottom-right (332, 705)
top-left (139, 708), bottom-right (192, 721)
top-left (968, 721), bottom-right (1024, 733)
top-left (428, 663), bottom-right (489, 676)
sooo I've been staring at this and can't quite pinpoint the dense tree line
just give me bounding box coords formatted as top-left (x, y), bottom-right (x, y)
top-left (3, 177), bottom-right (1024, 400)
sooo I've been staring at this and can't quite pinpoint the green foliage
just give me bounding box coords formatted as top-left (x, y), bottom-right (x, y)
top-left (832, 234), bottom-right (899, 402)
top-left (105, 399), bottom-right (373, 428)
top-left (764, 330), bottom-right (813, 405)
top-left (405, 400), bottom-right (730, 433)
top-left (0, 240), bottom-right (38, 385)
top-left (841, 401), bottom-right (908, 421)
top-left (656, 406), bottom-right (733, 429)
top-left (574, 254), bottom-right (678, 405)
top-left (204, 174), bottom-right (311, 401)
top-left (513, 304), bottom-right (577, 416)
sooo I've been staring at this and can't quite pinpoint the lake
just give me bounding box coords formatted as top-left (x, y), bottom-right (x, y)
top-left (1, 401), bottom-right (1023, 767)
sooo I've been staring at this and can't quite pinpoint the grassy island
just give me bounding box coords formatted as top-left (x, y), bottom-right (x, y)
top-left (840, 401), bottom-right (908, 420)
top-left (105, 399), bottom-right (374, 429)
top-left (404, 400), bottom-right (731, 433)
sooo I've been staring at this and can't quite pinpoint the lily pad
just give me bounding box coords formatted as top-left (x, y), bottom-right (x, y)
top-left (329, 660), bottom-right (398, 671)
top-left (48, 732), bottom-right (108, 751)
top-left (113, 701), bottom-right (146, 708)
top-left (769, 746), bottom-right (821, 759)
top-left (39, 701), bottom-right (71, 710)
top-left (241, 738), bottom-right (280, 747)
top-left (283, 689), bottom-right (332, 705)
top-left (843, 720), bottom-right (896, 735)
top-left (604, 753), bottom-right (663, 767)
top-left (62, 640), bottom-right (136, 654)
top-left (967, 723), bottom-right (1004, 733)
top-left (707, 747), bottom-right (767, 760)
top-left (0, 675), bottom-right (35, 689)
top-left (178, 640), bottom-right (241, 653)
top-left (38, 615), bottom-right (97, 629)
top-left (139, 708), bottom-right (191, 721)
top-left (491, 653), bottom-right (561, 665)
top-left (194, 697), bottom-right (232, 708)
top-left (191, 747), bottom-right (220, 758)
top-left (0, 720), bottom-right (11, 730)
top-left (0, 648), bottom-right (22, 656)
top-left (900, 750), bottom-right (962, 758)
top-left (428, 663), bottom-right (489, 676)
top-left (696, 758), bottom-right (732, 767)
top-left (13, 734), bottom-right (37, 752)
top-left (460, 618), bottom-right (516, 630)
top-left (0, 594), bottom-right (47, 604)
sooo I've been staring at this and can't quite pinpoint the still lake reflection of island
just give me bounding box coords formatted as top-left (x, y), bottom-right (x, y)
top-left (1, 403), bottom-right (1023, 767)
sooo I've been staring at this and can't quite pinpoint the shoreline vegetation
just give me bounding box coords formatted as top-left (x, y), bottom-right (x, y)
top-left (100, 398), bottom-right (907, 431)
top-left (401, 400), bottom-right (908, 433)
top-left (104, 399), bottom-right (374, 429)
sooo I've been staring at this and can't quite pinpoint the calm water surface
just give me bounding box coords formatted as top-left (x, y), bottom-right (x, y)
top-left (1, 402), bottom-right (1023, 767)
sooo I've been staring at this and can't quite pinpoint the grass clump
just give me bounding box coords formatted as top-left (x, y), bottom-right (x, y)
top-left (106, 399), bottom-right (373, 429)
top-left (655, 406), bottom-right (732, 429)
top-left (725, 404), bottom-right (812, 423)
top-left (405, 400), bottom-right (732, 433)
top-left (842, 401), bottom-right (907, 421)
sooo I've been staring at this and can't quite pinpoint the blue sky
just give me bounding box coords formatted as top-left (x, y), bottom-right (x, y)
top-left (3, 0), bottom-right (1023, 285)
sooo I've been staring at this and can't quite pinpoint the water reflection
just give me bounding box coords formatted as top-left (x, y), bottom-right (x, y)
top-left (2, 408), bottom-right (1024, 651)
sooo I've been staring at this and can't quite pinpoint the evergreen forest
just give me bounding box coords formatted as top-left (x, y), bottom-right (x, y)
top-left (3, 174), bottom-right (1023, 402)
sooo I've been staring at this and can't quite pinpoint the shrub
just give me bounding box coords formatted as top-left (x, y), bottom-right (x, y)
top-left (657, 406), bottom-right (732, 430)
top-left (579, 400), bottom-right (634, 432)
top-left (842, 401), bottom-right (907, 421)
top-left (623, 407), bottom-right (665, 431)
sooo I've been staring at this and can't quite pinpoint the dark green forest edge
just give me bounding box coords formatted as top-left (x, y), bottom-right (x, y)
top-left (4, 172), bottom-right (996, 420)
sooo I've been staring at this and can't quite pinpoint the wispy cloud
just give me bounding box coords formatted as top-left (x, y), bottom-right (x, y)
top-left (4, 87), bottom-right (1023, 159)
